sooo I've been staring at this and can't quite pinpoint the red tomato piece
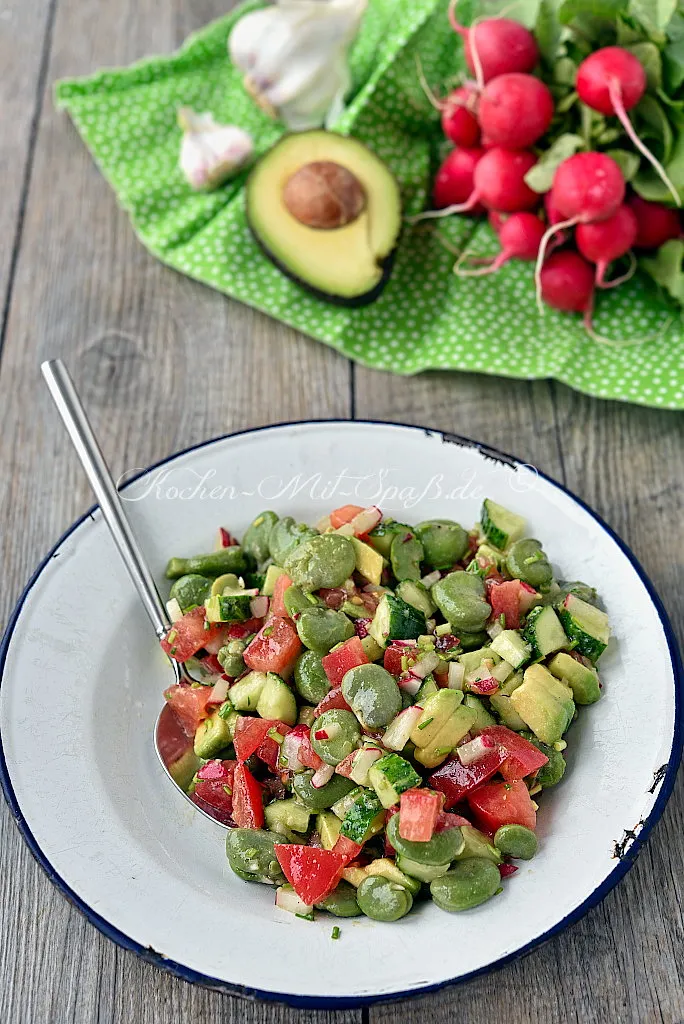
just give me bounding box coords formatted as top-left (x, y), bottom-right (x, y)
top-left (161, 607), bottom-right (220, 662)
top-left (321, 636), bottom-right (370, 688)
top-left (428, 748), bottom-right (507, 809)
top-left (197, 759), bottom-right (235, 781)
top-left (193, 760), bottom-right (236, 817)
top-left (435, 810), bottom-right (471, 832)
top-left (488, 580), bottom-right (524, 629)
top-left (332, 834), bottom-right (364, 866)
top-left (243, 617), bottom-right (302, 676)
top-left (257, 724), bottom-right (290, 770)
top-left (274, 845), bottom-right (346, 905)
top-left (226, 618), bottom-right (263, 641)
top-left (232, 764), bottom-right (264, 828)
top-left (467, 780), bottom-right (537, 832)
top-left (313, 687), bottom-right (352, 717)
top-left (480, 725), bottom-right (549, 781)
top-left (233, 717), bottom-right (275, 762)
top-left (330, 505), bottom-right (365, 529)
top-left (399, 789), bottom-right (442, 842)
top-left (163, 683), bottom-right (214, 736)
top-left (383, 643), bottom-right (414, 677)
top-left (271, 574), bottom-right (294, 618)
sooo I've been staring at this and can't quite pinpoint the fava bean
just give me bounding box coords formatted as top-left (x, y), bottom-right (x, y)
top-left (506, 538), bottom-right (553, 592)
top-left (166, 546), bottom-right (254, 580)
top-left (217, 639), bottom-right (247, 679)
top-left (557, 580), bottom-right (600, 608)
top-left (386, 813), bottom-right (464, 865)
top-left (310, 710), bottom-right (361, 766)
top-left (341, 664), bottom-right (402, 729)
top-left (294, 650), bottom-right (331, 704)
top-left (242, 511), bottom-right (279, 566)
top-left (430, 860), bottom-right (501, 912)
top-left (458, 630), bottom-right (489, 651)
top-left (225, 829), bottom-right (285, 885)
top-left (366, 520), bottom-right (411, 559)
top-left (283, 585), bottom-right (320, 618)
top-left (494, 824), bottom-right (538, 860)
top-left (316, 881), bottom-right (363, 917)
top-left (356, 876), bottom-right (413, 922)
top-left (285, 534), bottom-right (356, 591)
top-left (268, 517), bottom-right (317, 566)
top-left (415, 520), bottom-right (469, 569)
top-left (390, 530), bottom-right (424, 582)
top-left (297, 607), bottom-right (355, 655)
top-left (432, 571), bottom-right (491, 633)
top-left (521, 732), bottom-right (566, 788)
top-left (169, 574), bottom-right (212, 613)
top-left (292, 769), bottom-right (357, 811)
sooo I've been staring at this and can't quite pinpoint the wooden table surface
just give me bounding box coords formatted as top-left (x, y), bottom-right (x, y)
top-left (1, 1), bottom-right (683, 1021)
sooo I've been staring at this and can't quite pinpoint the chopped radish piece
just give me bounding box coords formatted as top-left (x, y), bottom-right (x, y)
top-left (208, 676), bottom-right (230, 704)
top-left (349, 747), bottom-right (383, 785)
top-left (457, 734), bottom-right (497, 766)
top-left (334, 523), bottom-right (356, 537)
top-left (411, 652), bottom-right (440, 679)
top-left (217, 527), bottom-right (238, 548)
top-left (250, 595), bottom-right (269, 619)
top-left (383, 706), bottom-right (423, 751)
top-left (447, 662), bottom-right (465, 690)
top-left (487, 620), bottom-right (504, 640)
top-left (421, 570), bottom-right (441, 588)
top-left (314, 730), bottom-right (329, 741)
top-left (311, 764), bottom-right (335, 788)
top-left (468, 676), bottom-right (500, 696)
top-left (315, 722), bottom-right (341, 742)
top-left (315, 514), bottom-right (332, 533)
top-left (275, 886), bottom-right (313, 916)
top-left (397, 672), bottom-right (422, 696)
top-left (280, 729), bottom-right (307, 773)
top-left (391, 639), bottom-right (419, 649)
top-left (349, 506), bottom-right (382, 536)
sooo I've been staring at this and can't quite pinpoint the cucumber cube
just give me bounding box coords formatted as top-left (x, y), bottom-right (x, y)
top-left (368, 754), bottom-right (422, 809)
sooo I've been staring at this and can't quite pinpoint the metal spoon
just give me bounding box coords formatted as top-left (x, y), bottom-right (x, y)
top-left (41, 359), bottom-right (229, 828)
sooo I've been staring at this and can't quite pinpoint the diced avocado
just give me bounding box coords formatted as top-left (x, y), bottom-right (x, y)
top-left (342, 866), bottom-right (368, 887)
top-left (368, 753), bottom-right (422, 809)
top-left (350, 536), bottom-right (384, 585)
top-left (256, 673), bottom-right (298, 725)
top-left (367, 520), bottom-right (411, 558)
top-left (262, 564), bottom-right (286, 597)
top-left (548, 651), bottom-right (601, 705)
top-left (246, 131), bottom-right (402, 306)
top-left (265, 799), bottom-right (311, 834)
top-left (395, 855), bottom-right (451, 883)
top-left (557, 594), bottom-right (610, 662)
top-left (168, 748), bottom-right (201, 792)
top-left (369, 594), bottom-right (426, 649)
top-left (410, 689), bottom-right (464, 748)
top-left (396, 580), bottom-right (436, 617)
top-left (489, 671), bottom-right (527, 730)
top-left (414, 705), bottom-right (478, 768)
top-left (364, 858), bottom-right (421, 895)
top-left (453, 824), bottom-right (502, 864)
top-left (414, 675), bottom-right (439, 703)
top-left (339, 790), bottom-right (385, 844)
top-left (194, 710), bottom-right (233, 758)
top-left (526, 663), bottom-right (574, 710)
top-left (458, 646), bottom-right (501, 676)
top-left (463, 695), bottom-right (497, 735)
top-left (510, 664), bottom-right (574, 745)
top-left (361, 635), bottom-right (384, 661)
top-left (229, 671), bottom-right (267, 711)
top-left (316, 811), bottom-right (342, 850)
top-left (490, 629), bottom-right (532, 670)
top-left (481, 499), bottom-right (525, 550)
top-left (522, 605), bottom-right (568, 660)
top-left (204, 591), bottom-right (253, 623)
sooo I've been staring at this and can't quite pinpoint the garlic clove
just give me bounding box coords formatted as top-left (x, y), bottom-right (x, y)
top-left (178, 107), bottom-right (254, 191)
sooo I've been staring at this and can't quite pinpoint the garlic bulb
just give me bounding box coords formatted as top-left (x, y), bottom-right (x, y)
top-left (178, 108), bottom-right (254, 191)
top-left (229, 0), bottom-right (367, 131)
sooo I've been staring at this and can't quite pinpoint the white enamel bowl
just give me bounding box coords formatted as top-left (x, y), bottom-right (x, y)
top-left (1, 422), bottom-right (681, 1007)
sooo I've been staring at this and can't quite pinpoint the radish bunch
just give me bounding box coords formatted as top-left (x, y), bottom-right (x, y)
top-left (414, 3), bottom-right (683, 343)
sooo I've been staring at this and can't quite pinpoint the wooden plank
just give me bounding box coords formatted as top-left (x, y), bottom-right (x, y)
top-left (0, 2), bottom-right (354, 1023)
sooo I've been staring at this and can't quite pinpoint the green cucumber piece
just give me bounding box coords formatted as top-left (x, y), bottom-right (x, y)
top-left (204, 592), bottom-right (253, 623)
top-left (490, 629), bottom-right (531, 670)
top-left (480, 499), bottom-right (526, 550)
top-left (368, 753), bottom-right (422, 809)
top-left (548, 651), bottom-right (601, 704)
top-left (255, 673), bottom-right (297, 725)
top-left (557, 594), bottom-right (610, 663)
top-left (265, 799), bottom-right (311, 834)
top-left (369, 594), bottom-right (426, 649)
top-left (339, 790), bottom-right (385, 844)
top-left (522, 605), bottom-right (568, 660)
top-left (229, 671), bottom-right (267, 711)
top-left (193, 710), bottom-right (233, 758)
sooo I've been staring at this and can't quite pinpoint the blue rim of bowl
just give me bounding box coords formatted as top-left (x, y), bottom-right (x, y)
top-left (1, 419), bottom-right (682, 1009)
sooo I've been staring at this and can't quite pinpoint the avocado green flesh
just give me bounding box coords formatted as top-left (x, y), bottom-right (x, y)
top-left (246, 131), bottom-right (402, 304)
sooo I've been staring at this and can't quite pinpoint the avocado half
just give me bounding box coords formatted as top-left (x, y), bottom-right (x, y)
top-left (246, 130), bottom-right (402, 307)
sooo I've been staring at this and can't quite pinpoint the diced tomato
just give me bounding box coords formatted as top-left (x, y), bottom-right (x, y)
top-left (321, 636), bottom-right (369, 688)
top-left (428, 748), bottom-right (507, 809)
top-left (435, 810), bottom-right (471, 832)
top-left (163, 683), bottom-right (214, 736)
top-left (499, 862), bottom-right (519, 878)
top-left (161, 607), bottom-right (219, 662)
top-left (481, 725), bottom-right (549, 781)
top-left (233, 717), bottom-right (274, 762)
top-left (383, 643), bottom-right (410, 677)
top-left (518, 582), bottom-right (540, 614)
top-left (274, 845), bottom-right (346, 905)
top-left (200, 653), bottom-right (225, 677)
top-left (225, 617), bottom-right (262, 641)
top-left (243, 617), bottom-right (302, 676)
top-left (313, 687), bottom-right (352, 717)
top-left (467, 780), bottom-right (537, 832)
top-left (193, 760), bottom-right (236, 817)
top-left (330, 505), bottom-right (365, 529)
top-left (332, 834), bottom-right (363, 866)
top-left (487, 580), bottom-right (540, 629)
top-left (399, 789), bottom-right (442, 842)
top-left (257, 724), bottom-right (290, 770)
top-left (271, 574), bottom-right (293, 618)
top-left (232, 763), bottom-right (264, 828)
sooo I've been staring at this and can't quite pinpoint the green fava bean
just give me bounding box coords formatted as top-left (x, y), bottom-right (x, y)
top-left (316, 881), bottom-right (363, 917)
top-left (242, 511), bottom-right (279, 566)
top-left (415, 520), bottom-right (469, 569)
top-left (292, 770), bottom-right (357, 811)
top-left (432, 571), bottom-right (491, 633)
top-left (557, 580), bottom-right (600, 608)
top-left (494, 824), bottom-right (538, 860)
top-left (341, 664), bottom-right (402, 729)
top-left (310, 710), bottom-right (361, 766)
top-left (283, 585), bottom-right (320, 618)
top-left (457, 630), bottom-right (489, 651)
top-left (294, 650), bottom-right (331, 704)
top-left (225, 829), bottom-right (285, 885)
top-left (268, 517), bottom-right (317, 566)
top-left (169, 574), bottom-right (212, 613)
top-left (366, 520), bottom-right (411, 558)
top-left (386, 813), bottom-right (465, 865)
top-left (356, 876), bottom-right (413, 922)
top-left (390, 530), bottom-right (424, 582)
top-left (430, 860), bottom-right (501, 912)
top-left (297, 607), bottom-right (355, 655)
top-left (506, 538), bottom-right (553, 592)
top-left (285, 534), bottom-right (356, 591)
top-left (521, 732), bottom-right (566, 787)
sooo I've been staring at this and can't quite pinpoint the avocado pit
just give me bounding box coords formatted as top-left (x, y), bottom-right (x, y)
top-left (283, 160), bottom-right (366, 230)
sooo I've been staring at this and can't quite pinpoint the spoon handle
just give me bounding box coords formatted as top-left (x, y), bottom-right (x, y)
top-left (41, 359), bottom-right (170, 641)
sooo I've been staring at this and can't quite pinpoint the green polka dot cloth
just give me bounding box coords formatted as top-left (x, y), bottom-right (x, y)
top-left (56, 0), bottom-right (684, 409)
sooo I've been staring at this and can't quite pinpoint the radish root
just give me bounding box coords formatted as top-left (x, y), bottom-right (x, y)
top-left (453, 249), bottom-right (506, 276)
top-left (534, 216), bottom-right (580, 315)
top-left (596, 250), bottom-right (637, 289)
top-left (448, 0), bottom-right (485, 90)
top-left (608, 78), bottom-right (681, 207)
top-left (415, 55), bottom-right (444, 111)
top-left (408, 195), bottom-right (479, 224)
top-left (584, 305), bottom-right (672, 348)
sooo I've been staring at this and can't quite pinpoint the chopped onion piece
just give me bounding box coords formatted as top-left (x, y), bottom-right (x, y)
top-left (250, 595), bottom-right (269, 619)
top-left (411, 652), bottom-right (440, 679)
top-left (421, 570), bottom-right (441, 589)
top-left (208, 676), bottom-right (230, 704)
top-left (311, 764), bottom-right (335, 788)
top-left (491, 659), bottom-right (513, 683)
top-left (280, 731), bottom-right (305, 773)
top-left (349, 506), bottom-right (382, 536)
top-left (487, 620), bottom-right (504, 640)
top-left (315, 514), bottom-right (332, 533)
top-left (165, 598), bottom-right (183, 624)
top-left (275, 886), bottom-right (313, 916)
top-left (457, 734), bottom-right (497, 766)
top-left (349, 747), bottom-right (383, 785)
top-left (447, 662), bottom-right (465, 690)
top-left (382, 706), bottom-right (423, 750)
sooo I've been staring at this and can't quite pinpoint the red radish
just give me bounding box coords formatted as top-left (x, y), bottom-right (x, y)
top-left (455, 212), bottom-right (545, 277)
top-left (448, 0), bottom-right (538, 87)
top-left (544, 191), bottom-right (569, 252)
top-left (576, 204), bottom-right (638, 287)
top-left (442, 86), bottom-right (481, 147)
top-left (540, 251), bottom-right (595, 314)
top-left (577, 47), bottom-right (680, 206)
top-left (478, 73), bottom-right (554, 149)
top-left (489, 211), bottom-right (508, 233)
top-left (419, 147), bottom-right (539, 222)
top-left (628, 195), bottom-right (681, 249)
top-left (433, 147), bottom-right (485, 212)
